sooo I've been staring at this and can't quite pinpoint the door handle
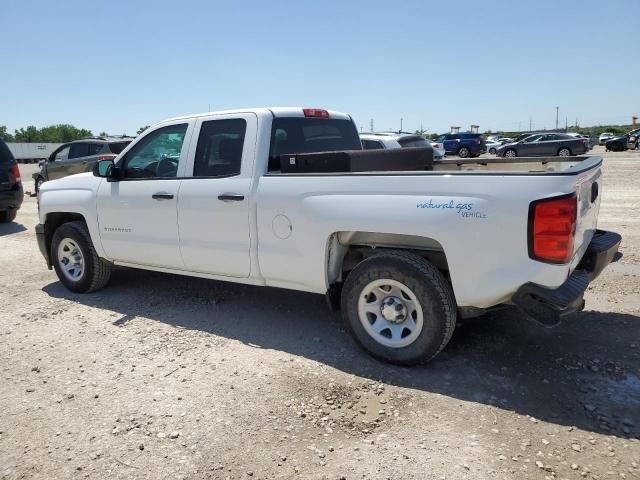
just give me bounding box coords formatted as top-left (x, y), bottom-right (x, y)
top-left (152, 192), bottom-right (174, 200)
top-left (218, 193), bottom-right (245, 202)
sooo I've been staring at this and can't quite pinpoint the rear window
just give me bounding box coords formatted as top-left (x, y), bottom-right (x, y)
top-left (268, 118), bottom-right (361, 171)
top-left (362, 139), bottom-right (385, 150)
top-left (0, 140), bottom-right (14, 164)
top-left (397, 136), bottom-right (431, 148)
top-left (108, 142), bottom-right (131, 154)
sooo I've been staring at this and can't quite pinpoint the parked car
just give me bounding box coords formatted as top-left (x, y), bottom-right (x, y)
top-left (566, 133), bottom-right (593, 150)
top-left (497, 133), bottom-right (589, 158)
top-left (36, 107), bottom-right (620, 365)
top-left (599, 132), bottom-right (615, 145)
top-left (435, 132), bottom-right (486, 158)
top-left (360, 133), bottom-right (443, 159)
top-left (0, 139), bottom-right (23, 223)
top-left (485, 139), bottom-right (502, 154)
top-left (33, 136), bottom-right (134, 192)
top-left (604, 135), bottom-right (629, 152)
top-left (627, 128), bottom-right (640, 149)
top-left (497, 137), bottom-right (514, 144)
top-left (429, 141), bottom-right (446, 160)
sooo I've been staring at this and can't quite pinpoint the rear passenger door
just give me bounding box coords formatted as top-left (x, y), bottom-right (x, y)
top-left (442, 134), bottom-right (457, 154)
top-left (177, 113), bottom-right (257, 277)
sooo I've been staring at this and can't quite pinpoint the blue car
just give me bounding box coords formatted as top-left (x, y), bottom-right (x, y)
top-left (436, 132), bottom-right (486, 158)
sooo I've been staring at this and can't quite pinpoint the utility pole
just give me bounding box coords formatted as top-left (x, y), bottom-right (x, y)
top-left (555, 106), bottom-right (559, 130)
top-left (565, 117), bottom-right (568, 131)
top-left (529, 116), bottom-right (532, 132)
top-left (400, 118), bottom-right (403, 133)
top-left (370, 118), bottom-right (374, 133)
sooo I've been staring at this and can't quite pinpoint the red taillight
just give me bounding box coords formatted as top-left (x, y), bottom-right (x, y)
top-left (529, 194), bottom-right (577, 264)
top-left (303, 108), bottom-right (330, 118)
top-left (9, 163), bottom-right (21, 186)
top-left (97, 154), bottom-right (116, 161)
top-left (473, 138), bottom-right (481, 144)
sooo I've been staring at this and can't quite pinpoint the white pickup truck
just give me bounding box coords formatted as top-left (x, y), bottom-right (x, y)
top-left (36, 107), bottom-right (621, 365)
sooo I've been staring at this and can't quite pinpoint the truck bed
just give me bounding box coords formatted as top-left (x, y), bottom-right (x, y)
top-left (268, 155), bottom-right (602, 176)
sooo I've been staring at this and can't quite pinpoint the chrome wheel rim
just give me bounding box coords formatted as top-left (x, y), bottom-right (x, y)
top-left (559, 148), bottom-right (570, 157)
top-left (57, 238), bottom-right (84, 281)
top-left (357, 279), bottom-right (424, 348)
top-left (505, 150), bottom-right (516, 158)
top-left (459, 148), bottom-right (469, 158)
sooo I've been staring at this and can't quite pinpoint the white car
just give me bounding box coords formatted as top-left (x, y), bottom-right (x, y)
top-left (485, 139), bottom-right (502, 154)
top-left (36, 107), bottom-right (620, 365)
top-left (360, 133), bottom-right (445, 159)
top-left (599, 132), bottom-right (615, 145)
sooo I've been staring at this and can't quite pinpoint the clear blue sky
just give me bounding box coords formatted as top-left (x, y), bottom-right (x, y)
top-left (2, 0), bottom-right (638, 136)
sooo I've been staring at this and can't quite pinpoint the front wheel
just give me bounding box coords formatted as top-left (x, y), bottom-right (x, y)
top-left (489, 147), bottom-right (497, 154)
top-left (504, 149), bottom-right (517, 158)
top-left (51, 221), bottom-right (112, 293)
top-left (341, 250), bottom-right (457, 365)
top-left (558, 147), bottom-right (571, 157)
top-left (35, 177), bottom-right (44, 193)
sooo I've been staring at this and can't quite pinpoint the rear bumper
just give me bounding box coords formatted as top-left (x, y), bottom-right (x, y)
top-left (35, 223), bottom-right (52, 269)
top-left (512, 230), bottom-right (621, 326)
top-left (0, 186), bottom-right (23, 211)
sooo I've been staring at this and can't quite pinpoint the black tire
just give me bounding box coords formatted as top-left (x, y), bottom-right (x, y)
top-left (558, 147), bottom-right (572, 157)
top-left (51, 221), bottom-right (112, 293)
top-left (35, 177), bottom-right (44, 193)
top-left (457, 146), bottom-right (470, 158)
top-left (504, 149), bottom-right (517, 158)
top-left (489, 147), bottom-right (497, 154)
top-left (341, 250), bottom-right (457, 365)
top-left (0, 209), bottom-right (17, 223)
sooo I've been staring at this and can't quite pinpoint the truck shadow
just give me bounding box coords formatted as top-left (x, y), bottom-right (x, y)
top-left (42, 267), bottom-right (640, 439)
top-left (0, 221), bottom-right (27, 236)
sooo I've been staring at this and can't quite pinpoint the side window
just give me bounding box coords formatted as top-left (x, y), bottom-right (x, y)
top-left (87, 143), bottom-right (105, 156)
top-left (362, 140), bottom-right (385, 150)
top-left (54, 146), bottom-right (70, 162)
top-left (193, 119), bottom-right (246, 177)
top-left (68, 143), bottom-right (90, 159)
top-left (121, 124), bottom-right (188, 179)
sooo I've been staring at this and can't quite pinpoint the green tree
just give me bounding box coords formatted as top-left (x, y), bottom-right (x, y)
top-left (0, 126), bottom-right (13, 142)
top-left (12, 124), bottom-right (92, 143)
top-left (137, 125), bottom-right (150, 135)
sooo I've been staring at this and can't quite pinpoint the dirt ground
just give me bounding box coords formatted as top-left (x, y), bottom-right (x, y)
top-left (1, 147), bottom-right (639, 480)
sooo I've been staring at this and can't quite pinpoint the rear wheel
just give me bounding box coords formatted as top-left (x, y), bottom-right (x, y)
top-left (0, 209), bottom-right (17, 223)
top-left (558, 147), bottom-right (571, 157)
top-left (51, 221), bottom-right (112, 293)
top-left (457, 146), bottom-right (471, 158)
top-left (341, 250), bottom-right (457, 365)
top-left (504, 149), bottom-right (517, 158)
top-left (489, 147), bottom-right (497, 154)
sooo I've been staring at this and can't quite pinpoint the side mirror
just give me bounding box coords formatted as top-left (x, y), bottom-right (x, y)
top-left (93, 159), bottom-right (117, 179)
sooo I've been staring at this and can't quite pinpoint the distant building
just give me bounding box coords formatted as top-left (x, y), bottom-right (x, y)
top-left (6, 143), bottom-right (62, 163)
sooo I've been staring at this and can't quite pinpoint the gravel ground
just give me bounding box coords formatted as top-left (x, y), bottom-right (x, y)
top-left (1, 147), bottom-right (639, 480)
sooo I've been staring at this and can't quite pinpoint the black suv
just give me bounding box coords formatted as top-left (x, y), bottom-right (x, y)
top-left (0, 139), bottom-right (23, 223)
top-left (33, 136), bottom-right (133, 192)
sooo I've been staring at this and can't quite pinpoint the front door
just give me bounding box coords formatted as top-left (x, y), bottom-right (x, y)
top-left (45, 145), bottom-right (71, 180)
top-left (177, 113), bottom-right (256, 277)
top-left (96, 122), bottom-right (193, 269)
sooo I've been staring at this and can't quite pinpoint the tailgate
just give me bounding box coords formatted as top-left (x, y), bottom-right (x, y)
top-left (570, 165), bottom-right (602, 271)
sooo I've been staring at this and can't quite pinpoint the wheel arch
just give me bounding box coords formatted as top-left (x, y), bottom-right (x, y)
top-left (325, 231), bottom-right (451, 308)
top-left (42, 212), bottom-right (88, 267)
